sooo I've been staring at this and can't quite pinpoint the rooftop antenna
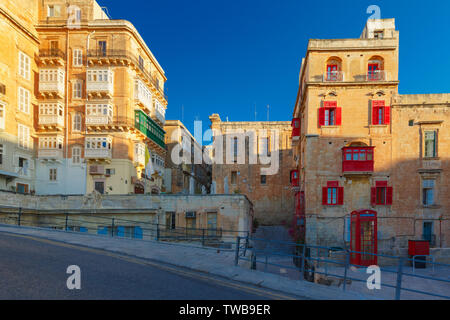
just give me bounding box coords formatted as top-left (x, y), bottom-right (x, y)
top-left (226, 116), bottom-right (229, 122)
top-left (267, 104), bottom-right (270, 121)
top-left (254, 103), bottom-right (257, 121)
top-left (181, 104), bottom-right (184, 123)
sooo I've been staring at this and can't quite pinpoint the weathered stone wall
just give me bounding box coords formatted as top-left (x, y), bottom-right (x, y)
top-left (0, 192), bottom-right (253, 240)
top-left (209, 115), bottom-right (295, 226)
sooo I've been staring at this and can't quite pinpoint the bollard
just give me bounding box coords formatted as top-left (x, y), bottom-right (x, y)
top-left (111, 218), bottom-right (115, 237)
top-left (395, 257), bottom-right (404, 300)
top-left (156, 223), bottom-right (160, 241)
top-left (17, 207), bottom-right (22, 226)
top-left (343, 250), bottom-right (350, 291)
top-left (300, 244), bottom-right (306, 280)
top-left (65, 213), bottom-right (68, 231)
top-left (234, 236), bottom-right (241, 266)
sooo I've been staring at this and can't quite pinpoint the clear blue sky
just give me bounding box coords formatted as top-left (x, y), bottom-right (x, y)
top-left (99, 0), bottom-right (450, 134)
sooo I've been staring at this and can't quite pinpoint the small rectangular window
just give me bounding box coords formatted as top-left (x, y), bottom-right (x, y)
top-left (19, 52), bottom-right (30, 80)
top-left (424, 131), bottom-right (437, 158)
top-left (422, 180), bottom-right (435, 206)
top-left (73, 49), bottom-right (83, 66)
top-left (73, 82), bottom-right (82, 99)
top-left (231, 171), bottom-right (237, 185)
top-left (49, 168), bottom-right (57, 181)
top-left (260, 175), bottom-right (266, 185)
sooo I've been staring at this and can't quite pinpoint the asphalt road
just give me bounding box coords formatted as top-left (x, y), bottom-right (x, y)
top-left (0, 232), bottom-right (299, 300)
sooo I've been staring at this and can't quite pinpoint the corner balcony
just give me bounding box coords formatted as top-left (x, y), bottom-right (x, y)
top-left (342, 147), bottom-right (374, 175)
top-left (134, 143), bottom-right (146, 168)
top-left (38, 149), bottom-right (63, 161)
top-left (134, 110), bottom-right (166, 150)
top-left (39, 69), bottom-right (65, 98)
top-left (153, 107), bottom-right (166, 126)
top-left (135, 79), bottom-right (152, 113)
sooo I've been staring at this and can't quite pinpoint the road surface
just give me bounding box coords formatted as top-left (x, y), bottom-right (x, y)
top-left (0, 232), bottom-right (299, 300)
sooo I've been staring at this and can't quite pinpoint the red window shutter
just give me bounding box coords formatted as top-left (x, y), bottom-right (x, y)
top-left (324, 101), bottom-right (337, 108)
top-left (318, 108), bottom-right (325, 126)
top-left (386, 187), bottom-right (393, 205)
top-left (336, 107), bottom-right (342, 126)
top-left (371, 187), bottom-right (377, 206)
top-left (322, 187), bottom-right (328, 205)
top-left (384, 106), bottom-right (390, 124)
top-left (372, 107), bottom-right (378, 125)
top-left (337, 187), bottom-right (344, 205)
top-left (372, 100), bottom-right (385, 107)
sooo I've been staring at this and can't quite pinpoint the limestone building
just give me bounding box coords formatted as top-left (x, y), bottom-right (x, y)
top-left (0, 0), bottom-right (168, 195)
top-left (209, 114), bottom-right (295, 226)
top-left (291, 19), bottom-right (450, 256)
top-left (163, 120), bottom-right (212, 195)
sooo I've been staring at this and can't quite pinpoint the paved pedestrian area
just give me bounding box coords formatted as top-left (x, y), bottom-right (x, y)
top-left (0, 224), bottom-right (368, 300)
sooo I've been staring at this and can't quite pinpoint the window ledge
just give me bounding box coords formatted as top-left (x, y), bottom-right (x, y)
top-left (421, 205), bottom-right (441, 209)
top-left (369, 124), bottom-right (388, 128)
top-left (320, 125), bottom-right (340, 129)
top-left (422, 157), bottom-right (440, 161)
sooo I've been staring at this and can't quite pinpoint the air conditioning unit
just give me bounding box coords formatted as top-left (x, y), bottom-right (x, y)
top-left (185, 211), bottom-right (196, 218)
top-left (89, 165), bottom-right (104, 175)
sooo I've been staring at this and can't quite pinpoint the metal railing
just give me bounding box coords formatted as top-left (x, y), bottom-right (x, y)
top-left (38, 49), bottom-right (66, 60)
top-left (323, 71), bottom-right (344, 82)
top-left (234, 236), bottom-right (450, 300)
top-left (86, 49), bottom-right (168, 101)
top-left (0, 211), bottom-right (249, 250)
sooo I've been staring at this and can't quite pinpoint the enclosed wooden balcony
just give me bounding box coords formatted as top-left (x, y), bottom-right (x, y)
top-left (86, 69), bottom-right (114, 98)
top-left (38, 103), bottom-right (64, 130)
top-left (39, 69), bottom-right (65, 98)
top-left (342, 147), bottom-right (374, 175)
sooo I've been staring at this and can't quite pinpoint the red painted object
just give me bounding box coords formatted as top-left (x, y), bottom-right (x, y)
top-left (291, 118), bottom-right (300, 138)
top-left (408, 240), bottom-right (430, 256)
top-left (291, 170), bottom-right (299, 187)
top-left (350, 210), bottom-right (378, 267)
top-left (342, 147), bottom-right (374, 172)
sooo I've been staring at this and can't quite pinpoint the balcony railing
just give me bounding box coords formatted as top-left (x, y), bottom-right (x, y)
top-left (87, 49), bottom-right (168, 101)
top-left (86, 82), bottom-right (114, 96)
top-left (323, 71), bottom-right (344, 82)
top-left (38, 149), bottom-right (63, 159)
top-left (85, 149), bottom-right (112, 159)
top-left (367, 70), bottom-right (386, 81)
top-left (86, 115), bottom-right (112, 126)
top-left (38, 49), bottom-right (66, 60)
top-left (342, 147), bottom-right (374, 173)
top-left (38, 114), bottom-right (64, 127)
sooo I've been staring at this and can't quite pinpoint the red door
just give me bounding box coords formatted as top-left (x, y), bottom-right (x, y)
top-left (350, 210), bottom-right (377, 266)
top-left (326, 64), bottom-right (338, 81)
top-left (368, 64), bottom-right (379, 80)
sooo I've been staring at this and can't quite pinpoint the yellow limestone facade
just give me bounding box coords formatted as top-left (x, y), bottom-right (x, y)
top-left (292, 19), bottom-right (450, 253)
top-left (0, 0), bottom-right (168, 195)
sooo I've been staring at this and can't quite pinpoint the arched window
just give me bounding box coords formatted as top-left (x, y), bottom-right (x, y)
top-left (325, 57), bottom-right (343, 81)
top-left (367, 56), bottom-right (384, 81)
top-left (72, 113), bottom-right (82, 132)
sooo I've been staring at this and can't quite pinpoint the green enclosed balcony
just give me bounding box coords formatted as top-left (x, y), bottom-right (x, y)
top-left (134, 110), bottom-right (166, 149)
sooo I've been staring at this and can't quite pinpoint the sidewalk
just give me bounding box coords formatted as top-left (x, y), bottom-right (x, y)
top-left (0, 224), bottom-right (370, 300)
